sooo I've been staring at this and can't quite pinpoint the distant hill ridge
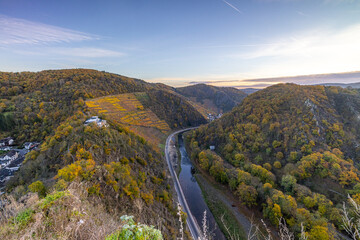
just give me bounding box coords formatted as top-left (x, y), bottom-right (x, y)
top-left (319, 82), bottom-right (360, 88)
top-left (176, 83), bottom-right (247, 114)
top-left (186, 71), bottom-right (360, 90)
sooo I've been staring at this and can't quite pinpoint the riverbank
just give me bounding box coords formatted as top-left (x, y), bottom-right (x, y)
top-left (175, 135), bottom-right (182, 176)
top-left (195, 173), bottom-right (248, 240)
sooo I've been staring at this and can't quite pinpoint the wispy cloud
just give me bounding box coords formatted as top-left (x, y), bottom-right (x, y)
top-left (234, 23), bottom-right (360, 61)
top-left (0, 15), bottom-right (97, 45)
top-left (296, 11), bottom-right (309, 17)
top-left (225, 23), bottom-right (360, 77)
top-left (49, 47), bottom-right (124, 58)
top-left (14, 47), bottom-right (124, 58)
top-left (323, 0), bottom-right (357, 4)
top-left (222, 0), bottom-right (243, 14)
top-left (52, 47), bottom-right (123, 57)
top-left (0, 15), bottom-right (125, 59)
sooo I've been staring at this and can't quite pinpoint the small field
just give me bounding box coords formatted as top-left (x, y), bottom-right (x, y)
top-left (86, 93), bottom-right (170, 148)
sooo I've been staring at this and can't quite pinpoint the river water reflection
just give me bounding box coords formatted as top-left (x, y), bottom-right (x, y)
top-left (178, 133), bottom-right (226, 240)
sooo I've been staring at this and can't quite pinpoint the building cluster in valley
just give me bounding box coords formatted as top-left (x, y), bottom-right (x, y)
top-left (0, 137), bottom-right (40, 194)
top-left (0, 137), bottom-right (14, 151)
top-left (206, 113), bottom-right (222, 122)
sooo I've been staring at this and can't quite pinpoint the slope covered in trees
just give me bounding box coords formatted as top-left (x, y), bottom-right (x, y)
top-left (0, 69), bottom-right (153, 142)
top-left (176, 84), bottom-right (247, 114)
top-left (187, 83), bottom-right (360, 239)
top-left (4, 113), bottom-right (182, 238)
top-left (138, 90), bottom-right (207, 128)
top-left (0, 69), bottom-right (205, 143)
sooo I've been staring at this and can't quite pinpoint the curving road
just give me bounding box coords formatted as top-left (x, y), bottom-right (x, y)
top-left (165, 128), bottom-right (202, 240)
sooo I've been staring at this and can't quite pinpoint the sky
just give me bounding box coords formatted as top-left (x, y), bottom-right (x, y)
top-left (1, 0), bottom-right (360, 87)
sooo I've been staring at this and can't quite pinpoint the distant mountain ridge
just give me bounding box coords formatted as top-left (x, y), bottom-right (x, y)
top-left (318, 82), bottom-right (360, 88)
top-left (240, 88), bottom-right (261, 94)
top-left (176, 84), bottom-right (247, 114)
top-left (186, 71), bottom-right (360, 90)
top-left (245, 71), bottom-right (360, 85)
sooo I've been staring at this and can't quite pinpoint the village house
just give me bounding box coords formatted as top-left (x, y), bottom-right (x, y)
top-left (206, 113), bottom-right (223, 122)
top-left (23, 142), bottom-right (40, 150)
top-left (0, 146), bottom-right (11, 151)
top-left (0, 150), bottom-right (19, 162)
top-left (0, 137), bottom-right (14, 147)
top-left (84, 116), bottom-right (108, 127)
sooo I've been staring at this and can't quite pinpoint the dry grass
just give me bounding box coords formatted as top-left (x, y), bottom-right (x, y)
top-left (0, 182), bottom-right (122, 240)
top-left (86, 93), bottom-right (170, 148)
top-left (0, 193), bottom-right (38, 225)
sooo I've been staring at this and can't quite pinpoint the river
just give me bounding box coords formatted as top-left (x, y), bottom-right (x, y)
top-left (178, 133), bottom-right (226, 240)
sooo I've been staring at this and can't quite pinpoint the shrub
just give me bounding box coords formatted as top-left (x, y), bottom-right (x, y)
top-left (141, 192), bottom-right (154, 205)
top-left (276, 152), bottom-right (284, 160)
top-left (57, 158), bottom-right (96, 182)
top-left (236, 183), bottom-right (258, 207)
top-left (136, 156), bottom-right (147, 166)
top-left (54, 179), bottom-right (68, 191)
top-left (41, 191), bottom-right (67, 209)
top-left (28, 180), bottom-right (46, 198)
top-left (88, 184), bottom-right (102, 196)
top-left (263, 163), bottom-right (272, 171)
top-left (106, 215), bottom-right (163, 240)
top-left (12, 208), bottom-right (34, 227)
top-left (281, 175), bottom-right (297, 194)
top-left (274, 161), bottom-right (282, 169)
top-left (308, 226), bottom-right (329, 240)
top-left (288, 151), bottom-right (298, 162)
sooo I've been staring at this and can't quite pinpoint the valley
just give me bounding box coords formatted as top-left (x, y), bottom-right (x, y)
top-left (0, 69), bottom-right (232, 240)
top-left (1, 0), bottom-right (360, 239)
top-left (1, 69), bottom-right (360, 240)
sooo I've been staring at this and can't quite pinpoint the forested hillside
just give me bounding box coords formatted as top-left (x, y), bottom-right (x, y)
top-left (0, 69), bottom-right (205, 143)
top-left (139, 90), bottom-right (207, 128)
top-left (0, 69), bottom-right (200, 239)
top-left (0, 69), bottom-right (153, 142)
top-left (176, 84), bottom-right (247, 114)
top-left (187, 83), bottom-right (360, 239)
top-left (3, 114), bottom-right (182, 239)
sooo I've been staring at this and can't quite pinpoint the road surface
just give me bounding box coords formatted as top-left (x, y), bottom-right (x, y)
top-left (165, 128), bottom-right (203, 240)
